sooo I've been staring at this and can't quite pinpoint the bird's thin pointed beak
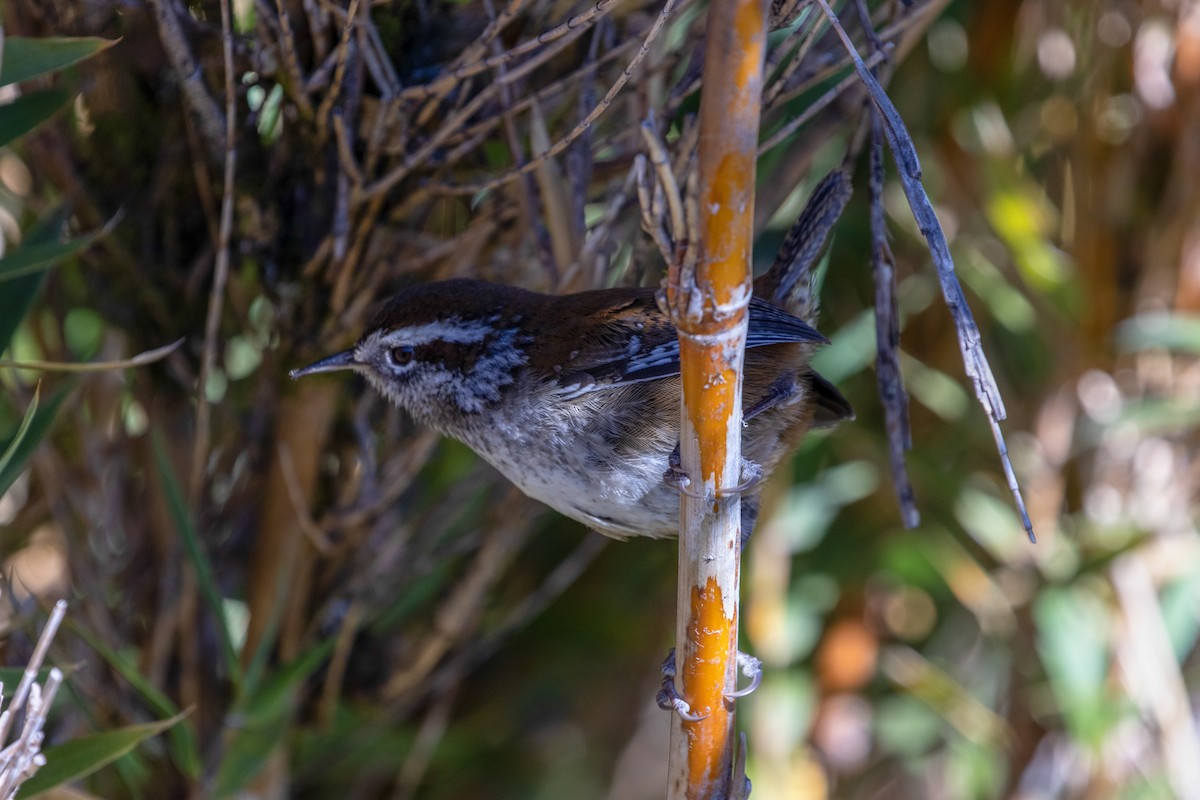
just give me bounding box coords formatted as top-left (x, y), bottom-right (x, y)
top-left (289, 349), bottom-right (357, 379)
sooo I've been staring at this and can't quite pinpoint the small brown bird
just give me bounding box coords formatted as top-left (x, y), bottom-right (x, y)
top-left (292, 172), bottom-right (853, 538)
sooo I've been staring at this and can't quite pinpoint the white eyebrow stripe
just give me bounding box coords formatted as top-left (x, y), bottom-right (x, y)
top-left (381, 319), bottom-right (493, 347)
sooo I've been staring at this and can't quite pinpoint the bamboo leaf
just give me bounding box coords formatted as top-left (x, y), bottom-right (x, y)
top-left (0, 209), bottom-right (68, 354)
top-left (0, 386), bottom-right (38, 489)
top-left (151, 431), bottom-right (242, 685)
top-left (0, 88), bottom-right (71, 147)
top-left (215, 642), bottom-right (333, 796)
top-left (14, 711), bottom-right (189, 798)
top-left (68, 620), bottom-right (202, 779)
top-left (0, 384), bottom-right (71, 498)
top-left (0, 36), bottom-right (116, 87)
top-left (0, 233), bottom-right (99, 285)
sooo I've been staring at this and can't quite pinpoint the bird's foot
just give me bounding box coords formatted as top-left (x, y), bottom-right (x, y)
top-left (716, 459), bottom-right (763, 497)
top-left (656, 649), bottom-right (707, 721)
top-left (663, 451), bottom-right (764, 500)
top-left (725, 651), bottom-right (763, 700)
top-left (655, 649), bottom-right (764, 719)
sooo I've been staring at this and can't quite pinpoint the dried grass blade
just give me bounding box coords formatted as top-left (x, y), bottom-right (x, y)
top-left (0, 339), bottom-right (183, 373)
top-left (815, 0), bottom-right (1034, 541)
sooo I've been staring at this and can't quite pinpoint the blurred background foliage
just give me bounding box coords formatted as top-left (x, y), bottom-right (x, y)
top-left (2, 0), bottom-right (1200, 798)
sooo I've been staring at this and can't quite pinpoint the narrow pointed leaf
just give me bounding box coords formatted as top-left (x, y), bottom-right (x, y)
top-left (215, 642), bottom-right (333, 796)
top-left (0, 234), bottom-right (99, 284)
top-left (0, 36), bottom-right (116, 86)
top-left (68, 621), bottom-right (202, 779)
top-left (151, 431), bottom-right (242, 684)
top-left (14, 712), bottom-right (189, 798)
top-left (0, 88), bottom-right (72, 147)
top-left (0, 209), bottom-right (68, 353)
top-left (0, 384), bottom-right (71, 497)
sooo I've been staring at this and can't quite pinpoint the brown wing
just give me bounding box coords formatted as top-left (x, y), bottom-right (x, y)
top-left (549, 291), bottom-right (826, 398)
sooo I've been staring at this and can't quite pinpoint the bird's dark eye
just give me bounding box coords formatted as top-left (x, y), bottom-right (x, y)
top-left (390, 346), bottom-right (414, 366)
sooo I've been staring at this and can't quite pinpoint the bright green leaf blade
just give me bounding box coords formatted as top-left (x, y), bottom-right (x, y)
top-left (0, 383), bottom-right (70, 498)
top-left (0, 209), bottom-right (66, 353)
top-left (151, 431), bottom-right (242, 684)
top-left (0, 36), bottom-right (116, 87)
top-left (14, 711), bottom-right (189, 799)
top-left (0, 234), bottom-right (99, 284)
top-left (0, 88), bottom-right (72, 148)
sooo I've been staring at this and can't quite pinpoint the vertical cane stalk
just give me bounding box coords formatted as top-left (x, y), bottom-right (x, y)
top-left (664, 0), bottom-right (769, 795)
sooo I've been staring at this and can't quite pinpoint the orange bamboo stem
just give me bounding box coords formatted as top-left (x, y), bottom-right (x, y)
top-left (664, 0), bottom-right (769, 794)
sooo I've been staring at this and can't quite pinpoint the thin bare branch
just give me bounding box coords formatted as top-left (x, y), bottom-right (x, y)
top-left (758, 47), bottom-right (888, 155)
top-left (640, 119), bottom-right (685, 251)
top-left (189, 0), bottom-right (239, 505)
top-left (377, 0), bottom-right (686, 200)
top-left (277, 443), bottom-right (334, 554)
top-left (396, 0), bottom-right (625, 101)
top-left (148, 0), bottom-right (226, 158)
top-left (271, 0), bottom-right (315, 118)
top-left (315, 0), bottom-right (360, 145)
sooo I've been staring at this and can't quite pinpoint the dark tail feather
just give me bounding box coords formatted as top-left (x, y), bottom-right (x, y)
top-left (754, 170), bottom-right (853, 321)
top-left (810, 370), bottom-right (855, 427)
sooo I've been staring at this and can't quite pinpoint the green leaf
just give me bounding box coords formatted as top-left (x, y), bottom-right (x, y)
top-left (68, 621), bottom-right (202, 779)
top-left (1034, 586), bottom-right (1118, 747)
top-left (0, 233), bottom-right (99, 284)
top-left (0, 385), bottom-right (38, 485)
top-left (0, 384), bottom-right (71, 498)
top-left (1117, 313), bottom-right (1200, 355)
top-left (0, 665), bottom-right (67, 688)
top-left (0, 209), bottom-right (67, 354)
top-left (151, 431), bottom-right (242, 684)
top-left (14, 711), bottom-right (189, 798)
top-left (215, 642), bottom-right (333, 796)
top-left (0, 36), bottom-right (116, 87)
top-left (0, 88), bottom-right (72, 147)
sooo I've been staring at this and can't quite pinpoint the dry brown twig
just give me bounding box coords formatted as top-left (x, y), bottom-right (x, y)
top-left (269, 0), bottom-right (315, 118)
top-left (758, 47), bottom-right (889, 155)
top-left (367, 0), bottom-right (691, 201)
top-left (315, 0), bottom-right (360, 146)
top-left (148, 0), bottom-right (226, 158)
top-left (393, 0), bottom-right (624, 101)
top-left (189, 0), bottom-right (239, 506)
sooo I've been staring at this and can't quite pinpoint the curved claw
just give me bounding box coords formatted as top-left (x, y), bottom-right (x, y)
top-left (657, 648), bottom-right (709, 722)
top-left (716, 460), bottom-right (764, 497)
top-left (664, 464), bottom-right (764, 501)
top-left (657, 691), bottom-right (708, 722)
top-left (662, 467), bottom-right (706, 499)
top-left (724, 652), bottom-right (763, 701)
